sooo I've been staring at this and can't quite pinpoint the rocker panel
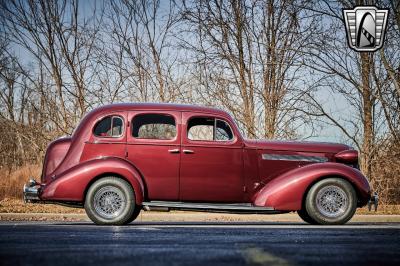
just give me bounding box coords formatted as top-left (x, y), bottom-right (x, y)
top-left (142, 201), bottom-right (283, 214)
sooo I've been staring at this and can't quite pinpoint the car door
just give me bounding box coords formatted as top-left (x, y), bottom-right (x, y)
top-left (81, 112), bottom-right (127, 162)
top-left (126, 110), bottom-right (181, 201)
top-left (179, 112), bottom-right (244, 202)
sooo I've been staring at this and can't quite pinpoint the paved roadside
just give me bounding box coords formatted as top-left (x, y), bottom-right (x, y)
top-left (1, 211), bottom-right (400, 223)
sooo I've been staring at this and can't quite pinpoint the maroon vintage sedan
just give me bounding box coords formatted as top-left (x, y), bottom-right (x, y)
top-left (23, 103), bottom-right (377, 225)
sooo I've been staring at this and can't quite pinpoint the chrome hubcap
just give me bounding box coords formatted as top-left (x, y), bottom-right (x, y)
top-left (93, 186), bottom-right (126, 219)
top-left (316, 185), bottom-right (348, 218)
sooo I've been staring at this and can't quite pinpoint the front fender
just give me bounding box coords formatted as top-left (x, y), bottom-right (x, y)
top-left (253, 162), bottom-right (371, 210)
top-left (40, 157), bottom-right (145, 204)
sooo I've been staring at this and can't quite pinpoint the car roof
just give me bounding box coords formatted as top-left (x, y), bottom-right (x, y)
top-left (90, 103), bottom-right (230, 117)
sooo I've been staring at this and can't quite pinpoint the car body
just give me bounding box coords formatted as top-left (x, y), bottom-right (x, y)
top-left (23, 103), bottom-right (377, 225)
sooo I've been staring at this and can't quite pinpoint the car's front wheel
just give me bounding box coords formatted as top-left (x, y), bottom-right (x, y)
top-left (84, 177), bottom-right (140, 225)
top-left (301, 178), bottom-right (357, 225)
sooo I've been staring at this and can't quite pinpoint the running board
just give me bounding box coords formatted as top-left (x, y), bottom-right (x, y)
top-left (141, 201), bottom-right (284, 214)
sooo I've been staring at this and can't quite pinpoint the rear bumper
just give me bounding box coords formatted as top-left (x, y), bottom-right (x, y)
top-left (367, 192), bottom-right (379, 211)
top-left (23, 178), bottom-right (41, 203)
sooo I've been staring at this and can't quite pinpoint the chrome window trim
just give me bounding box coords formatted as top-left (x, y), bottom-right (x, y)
top-left (187, 117), bottom-right (235, 142)
top-left (93, 115), bottom-right (124, 138)
top-left (131, 113), bottom-right (177, 141)
top-left (215, 118), bottom-right (234, 142)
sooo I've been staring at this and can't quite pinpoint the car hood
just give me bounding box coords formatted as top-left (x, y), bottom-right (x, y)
top-left (244, 139), bottom-right (350, 154)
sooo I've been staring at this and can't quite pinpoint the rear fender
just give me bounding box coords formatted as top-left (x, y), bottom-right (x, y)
top-left (253, 162), bottom-right (371, 210)
top-left (40, 157), bottom-right (145, 204)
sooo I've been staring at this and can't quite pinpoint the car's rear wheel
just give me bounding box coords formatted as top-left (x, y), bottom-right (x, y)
top-left (84, 177), bottom-right (139, 225)
top-left (303, 178), bottom-right (357, 225)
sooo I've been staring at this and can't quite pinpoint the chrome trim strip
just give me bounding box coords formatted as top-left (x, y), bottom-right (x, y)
top-left (262, 154), bottom-right (328, 163)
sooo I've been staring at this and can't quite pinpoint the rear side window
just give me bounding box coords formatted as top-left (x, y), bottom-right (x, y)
top-left (132, 114), bottom-right (176, 140)
top-left (187, 117), bottom-right (214, 141)
top-left (188, 117), bottom-right (233, 141)
top-left (94, 116), bottom-right (124, 137)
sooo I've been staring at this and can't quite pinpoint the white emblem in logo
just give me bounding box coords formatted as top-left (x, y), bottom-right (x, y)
top-left (343, 6), bottom-right (389, 52)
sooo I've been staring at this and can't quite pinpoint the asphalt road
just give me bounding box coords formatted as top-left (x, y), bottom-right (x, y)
top-left (0, 222), bottom-right (399, 266)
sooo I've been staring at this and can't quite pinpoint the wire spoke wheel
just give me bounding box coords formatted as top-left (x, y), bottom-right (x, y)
top-left (85, 177), bottom-right (139, 225)
top-left (302, 178), bottom-right (356, 225)
top-left (316, 185), bottom-right (348, 218)
top-left (93, 186), bottom-right (126, 219)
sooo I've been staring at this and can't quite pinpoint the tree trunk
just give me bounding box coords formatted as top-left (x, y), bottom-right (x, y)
top-left (360, 53), bottom-right (374, 178)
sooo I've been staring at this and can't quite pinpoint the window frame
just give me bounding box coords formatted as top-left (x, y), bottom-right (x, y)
top-left (187, 116), bottom-right (235, 143)
top-left (93, 115), bottom-right (124, 138)
top-left (131, 113), bottom-right (178, 141)
top-left (214, 119), bottom-right (235, 142)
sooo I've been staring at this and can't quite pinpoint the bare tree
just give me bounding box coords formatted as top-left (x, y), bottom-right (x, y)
top-left (102, 0), bottom-right (181, 103)
top-left (376, 0), bottom-right (400, 145)
top-left (301, 0), bottom-right (399, 181)
top-left (0, 0), bottom-right (103, 133)
top-left (0, 0), bottom-right (399, 204)
top-left (0, 38), bottom-right (47, 167)
top-left (180, 0), bottom-right (315, 138)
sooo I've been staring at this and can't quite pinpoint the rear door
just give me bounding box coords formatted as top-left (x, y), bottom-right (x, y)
top-left (126, 111), bottom-right (181, 201)
top-left (179, 112), bottom-right (244, 202)
top-left (81, 111), bottom-right (127, 161)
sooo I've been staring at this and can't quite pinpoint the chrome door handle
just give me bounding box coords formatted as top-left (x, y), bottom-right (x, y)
top-left (168, 149), bottom-right (180, 154)
top-left (183, 149), bottom-right (194, 154)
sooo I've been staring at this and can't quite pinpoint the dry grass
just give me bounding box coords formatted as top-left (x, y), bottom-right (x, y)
top-left (370, 141), bottom-right (400, 205)
top-left (356, 205), bottom-right (400, 215)
top-left (0, 164), bottom-right (41, 200)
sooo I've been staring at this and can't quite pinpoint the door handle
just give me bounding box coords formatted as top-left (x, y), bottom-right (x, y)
top-left (183, 149), bottom-right (194, 154)
top-left (168, 149), bottom-right (180, 154)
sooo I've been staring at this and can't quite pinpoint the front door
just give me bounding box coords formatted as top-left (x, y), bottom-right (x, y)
top-left (126, 111), bottom-right (181, 201)
top-left (179, 112), bottom-right (244, 202)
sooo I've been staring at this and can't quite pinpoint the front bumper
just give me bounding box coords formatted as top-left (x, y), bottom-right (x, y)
top-left (367, 192), bottom-right (379, 211)
top-left (23, 178), bottom-right (41, 203)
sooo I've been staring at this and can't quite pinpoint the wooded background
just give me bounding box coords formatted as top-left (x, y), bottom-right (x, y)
top-left (0, 0), bottom-right (399, 204)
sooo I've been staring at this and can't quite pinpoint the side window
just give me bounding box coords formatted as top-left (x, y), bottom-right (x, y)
top-left (188, 117), bottom-right (233, 141)
top-left (94, 116), bottom-right (124, 137)
top-left (187, 117), bottom-right (214, 141)
top-left (132, 114), bottom-right (176, 140)
top-left (216, 119), bottom-right (233, 141)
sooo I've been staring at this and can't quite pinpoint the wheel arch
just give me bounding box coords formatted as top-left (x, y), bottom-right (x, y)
top-left (252, 162), bottom-right (371, 211)
top-left (300, 174), bottom-right (366, 210)
top-left (40, 157), bottom-right (147, 205)
top-left (82, 171), bottom-right (145, 205)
